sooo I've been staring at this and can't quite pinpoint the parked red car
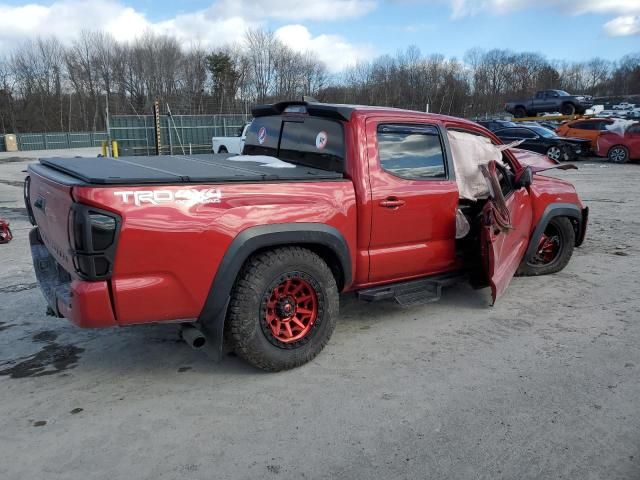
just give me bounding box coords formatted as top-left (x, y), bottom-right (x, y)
top-left (596, 122), bottom-right (640, 163)
top-left (26, 101), bottom-right (588, 371)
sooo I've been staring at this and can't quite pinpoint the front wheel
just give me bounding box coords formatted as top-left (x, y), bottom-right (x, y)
top-left (608, 145), bottom-right (629, 163)
top-left (561, 103), bottom-right (576, 115)
top-left (226, 247), bottom-right (339, 371)
top-left (517, 217), bottom-right (575, 276)
top-left (546, 145), bottom-right (563, 162)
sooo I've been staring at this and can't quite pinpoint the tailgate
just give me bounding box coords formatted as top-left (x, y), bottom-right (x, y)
top-left (28, 169), bottom-right (77, 275)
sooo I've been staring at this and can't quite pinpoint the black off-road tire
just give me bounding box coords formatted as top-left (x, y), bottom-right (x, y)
top-left (226, 247), bottom-right (339, 371)
top-left (218, 146), bottom-right (228, 153)
top-left (517, 217), bottom-right (575, 276)
top-left (561, 103), bottom-right (576, 116)
top-left (608, 145), bottom-right (629, 164)
top-left (514, 106), bottom-right (527, 118)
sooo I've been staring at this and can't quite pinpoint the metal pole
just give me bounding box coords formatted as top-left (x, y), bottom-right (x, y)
top-left (167, 114), bottom-right (173, 156)
top-left (153, 100), bottom-right (162, 155)
top-left (105, 93), bottom-right (111, 144)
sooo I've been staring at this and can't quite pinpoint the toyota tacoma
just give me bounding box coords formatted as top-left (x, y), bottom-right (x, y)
top-left (25, 101), bottom-right (588, 371)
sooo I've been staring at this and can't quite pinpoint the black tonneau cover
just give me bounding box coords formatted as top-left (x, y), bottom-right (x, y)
top-left (38, 154), bottom-right (343, 185)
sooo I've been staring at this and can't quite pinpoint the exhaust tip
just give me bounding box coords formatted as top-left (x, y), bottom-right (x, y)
top-left (180, 324), bottom-right (207, 350)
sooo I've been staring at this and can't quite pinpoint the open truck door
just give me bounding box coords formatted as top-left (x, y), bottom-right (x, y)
top-left (480, 162), bottom-right (533, 303)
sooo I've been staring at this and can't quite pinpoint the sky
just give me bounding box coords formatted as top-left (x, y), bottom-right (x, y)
top-left (0, 0), bottom-right (639, 71)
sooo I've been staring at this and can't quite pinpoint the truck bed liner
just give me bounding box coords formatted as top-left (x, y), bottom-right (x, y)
top-left (38, 154), bottom-right (344, 185)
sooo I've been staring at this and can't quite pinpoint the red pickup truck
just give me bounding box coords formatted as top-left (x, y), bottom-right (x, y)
top-left (26, 101), bottom-right (588, 371)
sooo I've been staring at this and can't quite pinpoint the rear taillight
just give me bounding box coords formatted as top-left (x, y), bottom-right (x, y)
top-left (69, 204), bottom-right (120, 280)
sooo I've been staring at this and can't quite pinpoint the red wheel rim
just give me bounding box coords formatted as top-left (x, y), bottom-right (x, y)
top-left (532, 228), bottom-right (561, 265)
top-left (264, 277), bottom-right (318, 343)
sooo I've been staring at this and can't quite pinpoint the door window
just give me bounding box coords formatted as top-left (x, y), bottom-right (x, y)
top-left (498, 128), bottom-right (535, 139)
top-left (572, 121), bottom-right (595, 130)
top-left (377, 124), bottom-right (446, 179)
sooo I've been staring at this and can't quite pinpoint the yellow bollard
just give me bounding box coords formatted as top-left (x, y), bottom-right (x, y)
top-left (112, 140), bottom-right (119, 158)
top-left (101, 140), bottom-right (108, 157)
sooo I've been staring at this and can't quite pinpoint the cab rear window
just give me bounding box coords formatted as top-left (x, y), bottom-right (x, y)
top-left (244, 116), bottom-right (345, 173)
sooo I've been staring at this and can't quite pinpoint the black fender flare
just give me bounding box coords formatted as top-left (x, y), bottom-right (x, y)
top-left (197, 223), bottom-right (352, 359)
top-left (524, 203), bottom-right (583, 262)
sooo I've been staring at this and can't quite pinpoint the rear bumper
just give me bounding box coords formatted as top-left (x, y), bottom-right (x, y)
top-left (576, 207), bottom-right (588, 247)
top-left (30, 228), bottom-right (116, 328)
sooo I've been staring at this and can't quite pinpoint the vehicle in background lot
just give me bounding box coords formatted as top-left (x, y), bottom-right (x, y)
top-left (598, 110), bottom-right (619, 118)
top-left (596, 122), bottom-right (640, 163)
top-left (476, 119), bottom-right (516, 131)
top-left (494, 125), bottom-right (590, 161)
top-left (621, 109), bottom-right (640, 120)
top-left (585, 105), bottom-right (604, 115)
top-left (211, 122), bottom-right (251, 154)
top-left (518, 120), bottom-right (562, 131)
top-left (0, 219), bottom-right (12, 244)
top-left (25, 101), bottom-right (588, 371)
top-left (505, 90), bottom-right (594, 117)
top-left (556, 118), bottom-right (615, 149)
top-left (612, 102), bottom-right (635, 110)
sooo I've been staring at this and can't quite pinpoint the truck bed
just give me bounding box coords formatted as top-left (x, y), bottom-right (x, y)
top-left (37, 154), bottom-right (343, 185)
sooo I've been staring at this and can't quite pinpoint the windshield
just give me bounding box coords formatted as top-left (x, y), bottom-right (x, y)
top-left (529, 126), bottom-right (557, 138)
top-left (557, 90), bottom-right (570, 96)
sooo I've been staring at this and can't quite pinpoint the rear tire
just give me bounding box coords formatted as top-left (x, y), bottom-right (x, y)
top-left (517, 217), bottom-right (575, 276)
top-left (514, 106), bottom-right (527, 118)
top-left (608, 145), bottom-right (629, 164)
top-left (227, 247), bottom-right (339, 371)
top-left (218, 146), bottom-right (228, 153)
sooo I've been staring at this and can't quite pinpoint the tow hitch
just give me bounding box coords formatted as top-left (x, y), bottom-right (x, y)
top-left (0, 219), bottom-right (12, 244)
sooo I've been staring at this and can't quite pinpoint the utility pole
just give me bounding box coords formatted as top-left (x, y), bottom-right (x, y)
top-left (105, 94), bottom-right (112, 156)
top-left (153, 99), bottom-right (162, 156)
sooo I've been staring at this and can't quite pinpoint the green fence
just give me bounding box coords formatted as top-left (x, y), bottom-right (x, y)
top-left (109, 114), bottom-right (252, 156)
top-left (0, 131), bottom-right (108, 152)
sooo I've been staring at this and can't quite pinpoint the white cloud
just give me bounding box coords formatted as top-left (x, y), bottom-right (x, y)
top-left (438, 0), bottom-right (640, 36)
top-left (212, 0), bottom-right (377, 21)
top-left (0, 0), bottom-right (375, 68)
top-left (275, 24), bottom-right (374, 71)
top-left (604, 15), bottom-right (640, 36)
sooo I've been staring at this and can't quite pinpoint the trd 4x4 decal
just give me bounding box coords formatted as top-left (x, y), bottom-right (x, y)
top-left (113, 189), bottom-right (222, 206)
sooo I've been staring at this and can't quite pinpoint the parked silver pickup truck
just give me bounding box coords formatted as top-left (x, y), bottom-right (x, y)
top-left (211, 123), bottom-right (251, 154)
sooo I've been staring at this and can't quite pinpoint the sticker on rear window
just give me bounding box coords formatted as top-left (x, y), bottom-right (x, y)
top-left (258, 126), bottom-right (267, 145)
top-left (316, 131), bottom-right (328, 150)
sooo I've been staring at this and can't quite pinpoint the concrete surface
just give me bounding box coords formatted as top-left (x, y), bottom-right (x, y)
top-left (0, 157), bottom-right (638, 480)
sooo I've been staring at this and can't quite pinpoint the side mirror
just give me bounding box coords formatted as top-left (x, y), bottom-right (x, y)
top-left (516, 166), bottom-right (533, 188)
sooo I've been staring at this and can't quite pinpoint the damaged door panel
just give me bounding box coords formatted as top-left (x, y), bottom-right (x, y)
top-left (480, 161), bottom-right (533, 303)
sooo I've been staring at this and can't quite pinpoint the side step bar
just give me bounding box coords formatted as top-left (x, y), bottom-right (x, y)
top-left (356, 272), bottom-right (466, 307)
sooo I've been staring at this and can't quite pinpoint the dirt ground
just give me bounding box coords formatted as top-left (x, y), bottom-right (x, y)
top-left (0, 154), bottom-right (638, 480)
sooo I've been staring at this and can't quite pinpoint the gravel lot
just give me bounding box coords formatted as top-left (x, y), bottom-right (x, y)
top-left (0, 153), bottom-right (638, 480)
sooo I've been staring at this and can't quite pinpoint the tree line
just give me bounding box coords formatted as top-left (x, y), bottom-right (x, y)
top-left (0, 28), bottom-right (639, 134)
